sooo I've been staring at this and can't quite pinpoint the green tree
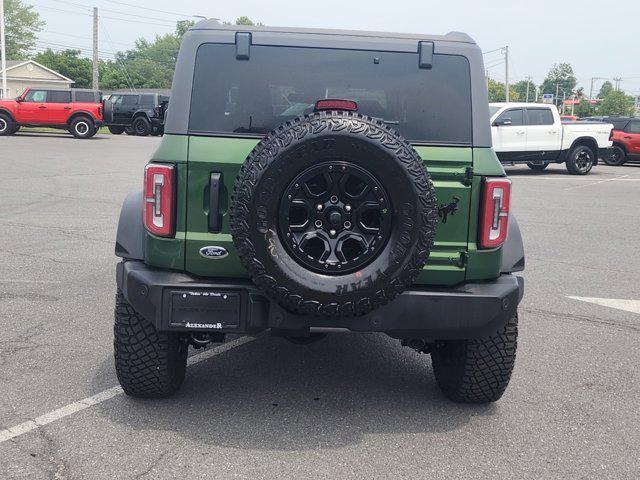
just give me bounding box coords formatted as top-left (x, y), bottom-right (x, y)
top-left (4, 0), bottom-right (44, 59)
top-left (33, 49), bottom-right (92, 87)
top-left (598, 81), bottom-right (613, 99)
top-left (223, 16), bottom-right (263, 26)
top-left (540, 63), bottom-right (577, 98)
top-left (512, 79), bottom-right (537, 102)
top-left (598, 91), bottom-right (634, 116)
top-left (487, 78), bottom-right (519, 102)
top-left (574, 99), bottom-right (596, 118)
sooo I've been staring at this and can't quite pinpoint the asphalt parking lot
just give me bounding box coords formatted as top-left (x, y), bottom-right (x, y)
top-left (1, 132), bottom-right (639, 479)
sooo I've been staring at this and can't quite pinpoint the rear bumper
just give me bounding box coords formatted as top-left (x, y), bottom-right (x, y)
top-left (116, 260), bottom-right (524, 340)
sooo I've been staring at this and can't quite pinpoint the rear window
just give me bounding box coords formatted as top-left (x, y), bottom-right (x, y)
top-left (140, 94), bottom-right (155, 105)
top-left (74, 91), bottom-right (96, 103)
top-left (527, 108), bottom-right (554, 126)
top-left (48, 90), bottom-right (71, 103)
top-left (189, 44), bottom-right (472, 144)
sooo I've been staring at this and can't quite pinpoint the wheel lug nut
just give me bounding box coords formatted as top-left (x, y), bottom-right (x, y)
top-left (345, 204), bottom-right (352, 212)
top-left (315, 220), bottom-right (323, 228)
top-left (329, 229), bottom-right (337, 236)
top-left (330, 195), bottom-right (338, 204)
top-left (344, 221), bottom-right (351, 229)
top-left (317, 204), bottom-right (323, 211)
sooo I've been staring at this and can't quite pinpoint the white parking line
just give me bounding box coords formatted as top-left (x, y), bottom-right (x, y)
top-left (567, 296), bottom-right (640, 315)
top-left (563, 175), bottom-right (630, 191)
top-left (0, 336), bottom-right (255, 444)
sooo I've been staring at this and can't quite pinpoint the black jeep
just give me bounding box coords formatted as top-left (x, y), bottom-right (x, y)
top-left (104, 92), bottom-right (169, 136)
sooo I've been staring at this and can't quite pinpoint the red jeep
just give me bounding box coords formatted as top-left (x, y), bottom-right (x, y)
top-left (599, 117), bottom-right (640, 166)
top-left (0, 88), bottom-right (104, 139)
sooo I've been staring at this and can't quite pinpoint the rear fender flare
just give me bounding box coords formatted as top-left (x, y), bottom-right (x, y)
top-left (501, 214), bottom-right (525, 273)
top-left (0, 108), bottom-right (16, 122)
top-left (115, 191), bottom-right (144, 260)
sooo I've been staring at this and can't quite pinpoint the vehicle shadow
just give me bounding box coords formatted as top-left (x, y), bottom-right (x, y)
top-left (92, 333), bottom-right (497, 451)
top-left (12, 132), bottom-right (107, 140)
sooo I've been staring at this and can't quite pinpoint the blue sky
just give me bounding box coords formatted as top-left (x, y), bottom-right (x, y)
top-left (30, 0), bottom-right (640, 96)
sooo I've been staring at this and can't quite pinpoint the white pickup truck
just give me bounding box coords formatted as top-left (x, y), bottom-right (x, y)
top-left (489, 103), bottom-right (613, 175)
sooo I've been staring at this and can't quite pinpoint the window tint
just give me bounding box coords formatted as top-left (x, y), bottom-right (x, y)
top-left (121, 95), bottom-right (139, 105)
top-left (189, 44), bottom-right (473, 144)
top-left (48, 90), bottom-right (71, 103)
top-left (527, 108), bottom-right (554, 126)
top-left (74, 91), bottom-right (96, 102)
top-left (24, 90), bottom-right (47, 102)
top-left (139, 94), bottom-right (155, 105)
top-left (627, 121), bottom-right (640, 134)
top-left (495, 109), bottom-right (524, 126)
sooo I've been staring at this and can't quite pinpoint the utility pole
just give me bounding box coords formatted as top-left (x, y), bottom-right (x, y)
top-left (0, 0), bottom-right (7, 99)
top-left (571, 95), bottom-right (575, 116)
top-left (525, 75), bottom-right (532, 102)
top-left (92, 7), bottom-right (99, 90)
top-left (613, 77), bottom-right (622, 91)
top-left (503, 46), bottom-right (509, 102)
top-left (555, 83), bottom-right (559, 107)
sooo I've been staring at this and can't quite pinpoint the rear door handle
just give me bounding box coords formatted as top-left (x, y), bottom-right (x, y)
top-left (38, 106), bottom-right (47, 109)
top-left (624, 136), bottom-right (632, 139)
top-left (208, 172), bottom-right (222, 233)
top-left (64, 106), bottom-right (72, 110)
top-left (548, 130), bottom-right (557, 134)
top-left (516, 130), bottom-right (525, 135)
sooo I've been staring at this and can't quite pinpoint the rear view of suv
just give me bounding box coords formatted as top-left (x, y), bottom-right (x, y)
top-left (104, 92), bottom-right (169, 136)
top-left (113, 22), bottom-right (525, 404)
top-left (0, 88), bottom-right (103, 138)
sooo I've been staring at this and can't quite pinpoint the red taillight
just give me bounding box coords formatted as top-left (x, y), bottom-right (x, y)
top-left (479, 178), bottom-right (511, 249)
top-left (314, 99), bottom-right (358, 111)
top-left (144, 163), bottom-right (175, 237)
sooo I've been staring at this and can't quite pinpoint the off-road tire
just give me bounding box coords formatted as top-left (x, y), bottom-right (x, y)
top-left (565, 145), bottom-right (595, 175)
top-left (108, 125), bottom-right (125, 135)
top-left (604, 145), bottom-right (626, 166)
top-left (230, 110), bottom-right (438, 317)
top-left (69, 115), bottom-right (96, 139)
top-left (0, 113), bottom-right (14, 136)
top-left (431, 314), bottom-right (518, 403)
top-left (526, 161), bottom-right (549, 171)
top-left (133, 116), bottom-right (151, 136)
top-left (12, 125), bottom-right (21, 134)
top-left (114, 290), bottom-right (187, 398)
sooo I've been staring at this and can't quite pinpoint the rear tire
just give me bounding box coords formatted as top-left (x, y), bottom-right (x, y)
top-left (604, 145), bottom-right (626, 166)
top-left (526, 161), bottom-right (549, 171)
top-left (114, 290), bottom-right (188, 398)
top-left (0, 113), bottom-right (15, 136)
top-left (108, 125), bottom-right (125, 135)
top-left (133, 116), bottom-right (151, 136)
top-left (431, 315), bottom-right (518, 403)
top-left (69, 116), bottom-right (96, 139)
top-left (565, 145), bottom-right (595, 175)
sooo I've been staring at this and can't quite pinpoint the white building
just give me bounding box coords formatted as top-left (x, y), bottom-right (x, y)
top-left (0, 60), bottom-right (73, 99)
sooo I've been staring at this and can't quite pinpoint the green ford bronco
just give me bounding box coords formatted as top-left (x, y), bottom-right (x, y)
top-left (114, 22), bottom-right (525, 403)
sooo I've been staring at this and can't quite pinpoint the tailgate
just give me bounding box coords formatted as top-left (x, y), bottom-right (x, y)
top-left (184, 138), bottom-right (471, 286)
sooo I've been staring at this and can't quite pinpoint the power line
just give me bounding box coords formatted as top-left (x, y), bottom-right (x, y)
top-left (101, 0), bottom-right (198, 19)
top-left (49, 0), bottom-right (182, 25)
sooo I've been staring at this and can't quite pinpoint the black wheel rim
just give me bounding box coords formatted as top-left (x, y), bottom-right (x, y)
top-left (135, 121), bottom-right (145, 134)
top-left (609, 148), bottom-right (622, 164)
top-left (76, 122), bottom-right (88, 135)
top-left (278, 161), bottom-right (392, 275)
top-left (575, 149), bottom-right (593, 172)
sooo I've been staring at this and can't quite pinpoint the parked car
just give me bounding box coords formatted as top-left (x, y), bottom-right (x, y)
top-left (113, 22), bottom-right (525, 404)
top-left (581, 117), bottom-right (640, 166)
top-left (489, 103), bottom-right (613, 174)
top-left (0, 88), bottom-right (103, 139)
top-left (560, 115), bottom-right (578, 122)
top-left (104, 92), bottom-right (169, 136)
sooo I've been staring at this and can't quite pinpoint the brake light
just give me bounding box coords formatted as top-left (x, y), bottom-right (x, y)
top-left (479, 178), bottom-right (511, 249)
top-left (144, 163), bottom-right (175, 237)
top-left (314, 99), bottom-right (358, 111)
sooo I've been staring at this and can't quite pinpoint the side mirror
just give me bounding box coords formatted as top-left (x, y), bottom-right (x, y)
top-left (16, 97), bottom-right (24, 103)
top-left (494, 118), bottom-right (512, 126)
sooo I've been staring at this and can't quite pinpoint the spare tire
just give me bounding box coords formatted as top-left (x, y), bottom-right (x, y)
top-left (230, 111), bottom-right (438, 316)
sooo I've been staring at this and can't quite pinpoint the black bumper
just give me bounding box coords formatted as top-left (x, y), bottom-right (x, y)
top-left (116, 261), bottom-right (524, 340)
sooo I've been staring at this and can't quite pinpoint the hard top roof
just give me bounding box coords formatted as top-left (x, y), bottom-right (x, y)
top-left (190, 20), bottom-right (476, 44)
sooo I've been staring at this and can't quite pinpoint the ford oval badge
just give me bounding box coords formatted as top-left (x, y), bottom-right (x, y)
top-left (199, 246), bottom-right (228, 259)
